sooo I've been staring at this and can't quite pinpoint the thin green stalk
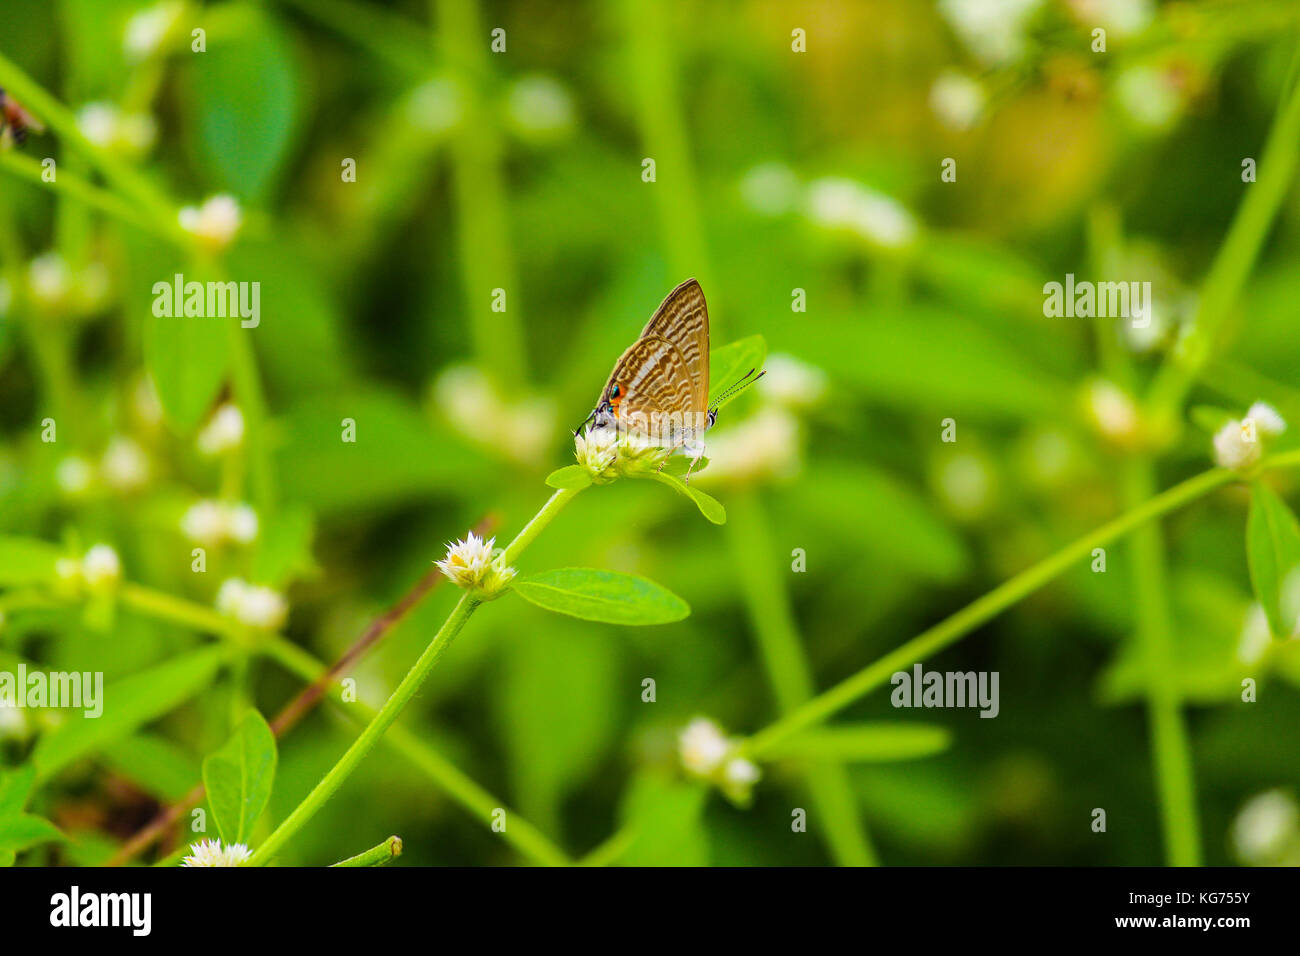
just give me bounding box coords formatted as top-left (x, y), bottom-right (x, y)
top-left (247, 592), bottom-right (481, 865)
top-left (1148, 42), bottom-right (1300, 421)
top-left (742, 454), bottom-right (1300, 757)
top-left (1123, 460), bottom-right (1201, 866)
top-left (622, 0), bottom-right (716, 327)
top-left (727, 489), bottom-right (876, 866)
top-left (435, 0), bottom-right (529, 387)
top-left (262, 635), bottom-right (571, 867)
top-left (330, 835), bottom-right (403, 867)
top-left (247, 484), bottom-right (586, 864)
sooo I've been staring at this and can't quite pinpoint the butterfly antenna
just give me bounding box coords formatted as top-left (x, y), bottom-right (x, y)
top-left (709, 367), bottom-right (766, 412)
top-left (573, 408), bottom-right (597, 437)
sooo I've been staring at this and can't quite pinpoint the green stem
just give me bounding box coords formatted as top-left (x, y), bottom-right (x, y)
top-left (728, 489), bottom-right (876, 866)
top-left (262, 635), bottom-right (571, 867)
top-left (246, 592), bottom-right (480, 865)
top-left (330, 835), bottom-right (403, 867)
top-left (499, 487), bottom-right (583, 566)
top-left (1148, 43), bottom-right (1300, 421)
top-left (743, 452), bottom-right (1300, 757)
top-left (1123, 460), bottom-right (1201, 865)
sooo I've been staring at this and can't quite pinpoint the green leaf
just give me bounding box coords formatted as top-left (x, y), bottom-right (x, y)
top-left (646, 472), bottom-right (726, 524)
top-left (1246, 482), bottom-right (1300, 637)
top-left (186, 5), bottom-right (301, 200)
top-left (0, 537), bottom-right (61, 587)
top-left (33, 648), bottom-right (226, 782)
top-left (764, 724), bottom-right (952, 763)
top-left (659, 455), bottom-right (709, 477)
top-left (545, 465), bottom-right (593, 490)
top-left (251, 505), bottom-right (318, 588)
top-left (512, 568), bottom-right (690, 625)
top-left (0, 814), bottom-right (64, 854)
top-left (708, 334), bottom-right (767, 410)
top-left (202, 710), bottom-right (277, 845)
top-left (143, 308), bottom-right (231, 430)
top-left (0, 765), bottom-right (36, 818)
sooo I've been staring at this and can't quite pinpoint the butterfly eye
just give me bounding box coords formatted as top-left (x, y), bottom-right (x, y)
top-left (611, 385), bottom-right (620, 399)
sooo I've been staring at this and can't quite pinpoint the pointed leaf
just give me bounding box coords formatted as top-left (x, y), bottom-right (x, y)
top-left (513, 568), bottom-right (689, 625)
top-left (545, 465), bottom-right (593, 490)
top-left (203, 710), bottom-right (277, 845)
top-left (1246, 482), bottom-right (1300, 637)
top-left (646, 472), bottom-right (726, 524)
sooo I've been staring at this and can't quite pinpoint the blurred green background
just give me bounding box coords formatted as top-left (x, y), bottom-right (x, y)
top-left (3, 0), bottom-right (1300, 867)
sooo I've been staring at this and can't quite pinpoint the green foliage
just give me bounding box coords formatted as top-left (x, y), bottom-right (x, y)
top-left (203, 710), bottom-right (278, 846)
top-left (512, 568), bottom-right (690, 625)
top-left (1246, 482), bottom-right (1300, 637)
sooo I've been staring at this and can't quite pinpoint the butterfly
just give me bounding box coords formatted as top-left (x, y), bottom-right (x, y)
top-left (576, 278), bottom-right (763, 482)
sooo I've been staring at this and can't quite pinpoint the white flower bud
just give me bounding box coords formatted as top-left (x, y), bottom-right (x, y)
top-left (1231, 790), bottom-right (1300, 866)
top-left (82, 544), bottom-right (122, 592)
top-left (101, 437), bottom-right (150, 492)
top-left (216, 578), bottom-right (287, 631)
top-left (1246, 402), bottom-right (1286, 438)
top-left (55, 456), bottom-right (96, 496)
top-left (124, 1), bottom-right (182, 61)
top-left (929, 71), bottom-right (985, 131)
top-left (179, 194), bottom-right (243, 250)
top-left (181, 838), bottom-right (253, 867)
top-left (1213, 420), bottom-right (1261, 472)
top-left (197, 404), bottom-right (246, 456)
top-left (435, 531), bottom-right (516, 598)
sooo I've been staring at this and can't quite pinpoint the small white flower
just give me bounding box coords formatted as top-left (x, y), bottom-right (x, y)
top-left (679, 718), bottom-right (731, 776)
top-left (723, 757), bottom-right (761, 788)
top-left (1067, 0), bottom-right (1154, 38)
top-left (574, 426), bottom-right (620, 482)
top-left (1083, 380), bottom-right (1141, 446)
top-left (77, 102), bottom-right (156, 154)
top-left (181, 500), bottom-right (259, 546)
top-left (77, 102), bottom-right (119, 147)
top-left (406, 78), bottom-right (462, 134)
top-left (435, 532), bottom-right (516, 598)
top-left (929, 71), bottom-right (985, 131)
top-left (1115, 66), bottom-right (1182, 132)
top-left (28, 253), bottom-right (71, 309)
top-left (807, 178), bottom-right (918, 250)
top-left (216, 578), bottom-right (287, 630)
top-left (739, 163), bottom-right (801, 217)
top-left (1213, 420), bottom-right (1261, 472)
top-left (1246, 402), bottom-right (1286, 438)
top-left (181, 838), bottom-right (253, 867)
top-left (101, 437), bottom-right (150, 492)
top-left (1231, 790), bottom-right (1300, 865)
top-left (197, 404), bottom-right (246, 456)
top-left (227, 504), bottom-right (260, 544)
top-left (939, 0), bottom-right (1044, 66)
top-left (936, 452), bottom-right (995, 521)
top-left (0, 699), bottom-right (27, 740)
top-left (124, 1), bottom-right (182, 61)
top-left (179, 194), bottom-right (243, 250)
top-left (82, 544), bottom-right (122, 592)
top-left (55, 456), bottom-right (96, 496)
top-left (506, 75), bottom-right (575, 139)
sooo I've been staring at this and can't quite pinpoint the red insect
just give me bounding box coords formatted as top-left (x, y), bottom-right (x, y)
top-left (0, 88), bottom-right (44, 146)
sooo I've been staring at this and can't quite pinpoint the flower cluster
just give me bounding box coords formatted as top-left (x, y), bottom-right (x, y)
top-left (181, 839), bottom-right (252, 867)
top-left (1213, 402), bottom-right (1286, 472)
top-left (216, 578), bottom-right (288, 631)
top-left (678, 718), bottom-right (761, 805)
top-left (181, 500), bottom-right (259, 546)
top-left (179, 195), bottom-right (243, 251)
top-left (435, 531), bottom-right (517, 600)
top-left (573, 427), bottom-right (673, 483)
top-left (53, 544), bottom-right (123, 598)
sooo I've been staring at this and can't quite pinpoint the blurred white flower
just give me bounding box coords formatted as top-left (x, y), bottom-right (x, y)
top-left (179, 194), bottom-right (242, 250)
top-left (506, 75), bottom-right (575, 140)
top-left (406, 78), bottom-right (462, 134)
top-left (1067, 0), bottom-right (1154, 38)
top-left (27, 253), bottom-right (71, 309)
top-left (216, 578), bottom-right (287, 631)
top-left (679, 718), bottom-right (731, 776)
top-left (1231, 790), bottom-right (1300, 866)
top-left (761, 354), bottom-right (828, 410)
top-left (1246, 402), bottom-right (1286, 438)
top-left (181, 838), bottom-right (252, 867)
top-left (1237, 605), bottom-right (1272, 665)
top-left (723, 757), bottom-right (761, 788)
top-left (197, 404), bottom-right (246, 456)
top-left (739, 163), bottom-right (801, 216)
top-left (181, 500), bottom-right (259, 546)
top-left (1213, 420), bottom-right (1261, 472)
top-left (697, 406), bottom-right (800, 485)
top-left (1083, 380), bottom-right (1141, 447)
top-left (124, 1), bottom-right (183, 61)
top-left (435, 365), bottom-right (554, 465)
top-left (0, 699), bottom-right (26, 740)
top-left (935, 452), bottom-right (994, 521)
top-left (435, 531), bottom-right (516, 598)
top-left (1115, 67), bottom-right (1182, 132)
top-left (77, 102), bottom-right (156, 154)
top-left (929, 71), bottom-right (986, 131)
top-left (101, 436), bottom-right (150, 492)
top-left (807, 178), bottom-right (918, 250)
top-left (82, 544), bottom-right (122, 593)
top-left (55, 456), bottom-right (96, 496)
top-left (939, 0), bottom-right (1044, 66)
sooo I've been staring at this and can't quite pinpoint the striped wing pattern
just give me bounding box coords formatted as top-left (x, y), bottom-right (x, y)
top-left (603, 278), bottom-right (710, 425)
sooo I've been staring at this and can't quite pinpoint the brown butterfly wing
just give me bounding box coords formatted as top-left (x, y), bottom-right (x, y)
top-left (622, 278), bottom-right (710, 414)
top-left (605, 335), bottom-right (699, 438)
